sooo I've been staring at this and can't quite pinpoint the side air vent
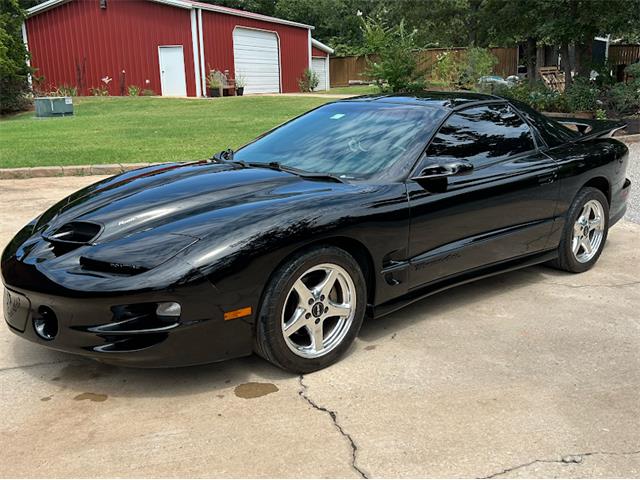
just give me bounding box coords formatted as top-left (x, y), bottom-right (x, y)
top-left (79, 256), bottom-right (148, 275)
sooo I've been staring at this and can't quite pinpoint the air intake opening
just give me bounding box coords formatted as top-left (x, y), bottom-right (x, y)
top-left (46, 221), bottom-right (101, 244)
top-left (43, 221), bottom-right (102, 255)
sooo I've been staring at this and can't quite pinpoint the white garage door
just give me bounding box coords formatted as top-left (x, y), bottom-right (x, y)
top-left (311, 57), bottom-right (328, 91)
top-left (233, 28), bottom-right (280, 94)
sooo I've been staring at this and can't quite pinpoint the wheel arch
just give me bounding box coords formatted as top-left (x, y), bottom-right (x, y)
top-left (582, 176), bottom-right (611, 206)
top-left (260, 236), bottom-right (376, 314)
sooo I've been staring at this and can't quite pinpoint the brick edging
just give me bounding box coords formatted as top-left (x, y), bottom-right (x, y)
top-left (0, 162), bottom-right (157, 180)
top-left (2, 133), bottom-right (639, 180)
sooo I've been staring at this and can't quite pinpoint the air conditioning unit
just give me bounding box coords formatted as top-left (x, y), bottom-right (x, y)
top-left (34, 97), bottom-right (74, 117)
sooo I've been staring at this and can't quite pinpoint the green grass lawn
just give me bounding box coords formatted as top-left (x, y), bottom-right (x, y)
top-left (0, 96), bottom-right (332, 168)
top-left (319, 82), bottom-right (450, 96)
top-left (319, 85), bottom-right (380, 95)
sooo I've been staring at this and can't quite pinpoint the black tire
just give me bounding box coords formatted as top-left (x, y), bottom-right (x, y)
top-left (549, 187), bottom-right (609, 273)
top-left (254, 246), bottom-right (366, 373)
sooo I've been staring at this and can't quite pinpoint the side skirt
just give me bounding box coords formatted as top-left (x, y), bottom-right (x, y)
top-left (368, 249), bottom-right (558, 319)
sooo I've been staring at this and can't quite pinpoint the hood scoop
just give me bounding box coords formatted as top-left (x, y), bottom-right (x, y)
top-left (42, 221), bottom-right (102, 255)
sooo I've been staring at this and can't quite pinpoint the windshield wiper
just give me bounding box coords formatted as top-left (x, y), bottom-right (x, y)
top-left (258, 162), bottom-right (345, 183)
top-left (210, 153), bottom-right (344, 183)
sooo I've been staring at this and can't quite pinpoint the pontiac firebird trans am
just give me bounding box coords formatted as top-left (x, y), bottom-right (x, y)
top-left (2, 92), bottom-right (631, 372)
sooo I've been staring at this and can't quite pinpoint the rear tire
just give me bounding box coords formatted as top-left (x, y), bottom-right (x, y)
top-left (254, 246), bottom-right (366, 373)
top-left (550, 187), bottom-right (609, 273)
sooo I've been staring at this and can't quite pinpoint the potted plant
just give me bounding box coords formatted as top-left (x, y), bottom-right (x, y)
top-left (207, 70), bottom-right (223, 97)
top-left (235, 73), bottom-right (246, 96)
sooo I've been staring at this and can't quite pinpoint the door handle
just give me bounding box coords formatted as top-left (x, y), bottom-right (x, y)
top-left (411, 162), bottom-right (474, 182)
top-left (537, 171), bottom-right (557, 185)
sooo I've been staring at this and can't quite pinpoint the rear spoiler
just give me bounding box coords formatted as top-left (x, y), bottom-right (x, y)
top-left (553, 117), bottom-right (627, 140)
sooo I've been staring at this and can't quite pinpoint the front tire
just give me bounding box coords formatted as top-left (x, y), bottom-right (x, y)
top-left (254, 246), bottom-right (366, 373)
top-left (551, 187), bottom-right (609, 273)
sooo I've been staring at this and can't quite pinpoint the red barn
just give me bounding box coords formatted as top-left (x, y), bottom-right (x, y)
top-left (23, 0), bottom-right (328, 96)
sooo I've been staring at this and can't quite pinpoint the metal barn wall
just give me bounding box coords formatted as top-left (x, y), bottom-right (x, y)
top-left (26, 0), bottom-right (197, 96)
top-left (200, 11), bottom-right (309, 93)
top-left (311, 46), bottom-right (327, 57)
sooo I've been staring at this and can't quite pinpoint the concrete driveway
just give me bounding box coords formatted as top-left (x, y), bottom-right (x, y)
top-left (1, 159), bottom-right (639, 477)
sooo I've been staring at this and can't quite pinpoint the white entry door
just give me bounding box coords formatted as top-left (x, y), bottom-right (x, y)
top-left (233, 28), bottom-right (280, 94)
top-left (158, 46), bottom-right (187, 97)
top-left (312, 57), bottom-right (328, 91)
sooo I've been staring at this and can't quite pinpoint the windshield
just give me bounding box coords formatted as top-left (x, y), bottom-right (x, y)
top-left (235, 102), bottom-right (447, 179)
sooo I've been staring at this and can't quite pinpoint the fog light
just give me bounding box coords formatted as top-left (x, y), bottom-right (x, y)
top-left (156, 302), bottom-right (181, 318)
top-left (34, 306), bottom-right (58, 341)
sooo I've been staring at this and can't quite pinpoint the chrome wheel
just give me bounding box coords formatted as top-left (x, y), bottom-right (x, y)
top-left (281, 263), bottom-right (356, 359)
top-left (572, 199), bottom-right (605, 263)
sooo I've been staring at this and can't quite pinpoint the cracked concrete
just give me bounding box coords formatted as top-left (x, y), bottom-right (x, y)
top-left (1, 164), bottom-right (640, 477)
top-left (299, 375), bottom-right (368, 478)
top-left (483, 450), bottom-right (640, 478)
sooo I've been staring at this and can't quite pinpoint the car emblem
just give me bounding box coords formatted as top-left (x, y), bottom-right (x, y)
top-left (311, 302), bottom-right (324, 318)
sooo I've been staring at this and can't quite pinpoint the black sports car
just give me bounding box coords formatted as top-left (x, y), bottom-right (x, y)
top-left (2, 92), bottom-right (631, 372)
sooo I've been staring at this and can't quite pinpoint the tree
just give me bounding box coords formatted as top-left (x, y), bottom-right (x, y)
top-left (482, 0), bottom-right (546, 84)
top-left (1, 0), bottom-right (32, 114)
top-left (361, 16), bottom-right (425, 92)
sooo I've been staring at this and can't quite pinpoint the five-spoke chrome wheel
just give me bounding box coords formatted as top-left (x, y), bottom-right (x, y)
top-left (571, 199), bottom-right (605, 263)
top-left (281, 263), bottom-right (356, 358)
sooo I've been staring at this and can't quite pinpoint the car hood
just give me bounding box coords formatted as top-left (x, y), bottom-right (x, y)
top-left (22, 162), bottom-right (357, 272)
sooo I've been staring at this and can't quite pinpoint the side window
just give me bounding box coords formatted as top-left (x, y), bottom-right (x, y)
top-left (426, 104), bottom-right (536, 166)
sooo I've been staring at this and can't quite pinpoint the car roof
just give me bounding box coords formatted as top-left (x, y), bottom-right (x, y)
top-left (339, 91), bottom-right (502, 110)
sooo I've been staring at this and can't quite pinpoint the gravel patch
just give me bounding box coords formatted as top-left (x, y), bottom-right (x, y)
top-left (624, 141), bottom-right (639, 224)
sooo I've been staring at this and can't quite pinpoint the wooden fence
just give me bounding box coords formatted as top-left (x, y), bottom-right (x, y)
top-left (330, 47), bottom-right (518, 87)
top-left (608, 44), bottom-right (640, 66)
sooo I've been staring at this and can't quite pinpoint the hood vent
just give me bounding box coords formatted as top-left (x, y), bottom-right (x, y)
top-left (43, 221), bottom-right (102, 255)
top-left (44, 221), bottom-right (102, 245)
top-left (79, 257), bottom-right (148, 275)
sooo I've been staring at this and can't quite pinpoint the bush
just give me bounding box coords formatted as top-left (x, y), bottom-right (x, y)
top-left (127, 85), bottom-right (141, 96)
top-left (298, 68), bottom-right (319, 92)
top-left (53, 84), bottom-right (78, 96)
top-left (362, 17), bottom-right (425, 93)
top-left (602, 82), bottom-right (640, 117)
top-left (433, 48), bottom-right (497, 89)
top-left (496, 81), bottom-right (568, 112)
top-left (565, 78), bottom-right (599, 112)
top-left (141, 89), bottom-right (155, 96)
top-left (0, 0), bottom-right (32, 114)
top-left (433, 51), bottom-right (462, 88)
top-left (89, 86), bottom-right (109, 96)
top-left (625, 62), bottom-right (640, 80)
top-left (459, 47), bottom-right (498, 88)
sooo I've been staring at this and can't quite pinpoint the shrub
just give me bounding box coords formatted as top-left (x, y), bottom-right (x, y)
top-left (362, 17), bottom-right (425, 93)
top-left (496, 81), bottom-right (568, 112)
top-left (602, 82), bottom-right (640, 117)
top-left (433, 51), bottom-right (463, 89)
top-left (53, 84), bottom-right (78, 96)
top-left (565, 78), bottom-right (599, 112)
top-left (127, 85), bottom-right (141, 96)
top-left (298, 68), bottom-right (319, 92)
top-left (0, 0), bottom-right (32, 113)
top-left (459, 47), bottom-right (498, 88)
top-left (625, 62), bottom-right (640, 80)
top-left (433, 48), bottom-right (497, 89)
top-left (141, 89), bottom-right (155, 96)
top-left (89, 86), bottom-right (109, 96)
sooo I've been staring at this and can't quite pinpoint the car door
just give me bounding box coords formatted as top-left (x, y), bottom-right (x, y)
top-left (406, 103), bottom-right (559, 289)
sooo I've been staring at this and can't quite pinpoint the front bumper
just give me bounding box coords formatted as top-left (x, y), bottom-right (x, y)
top-left (3, 281), bottom-right (254, 367)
